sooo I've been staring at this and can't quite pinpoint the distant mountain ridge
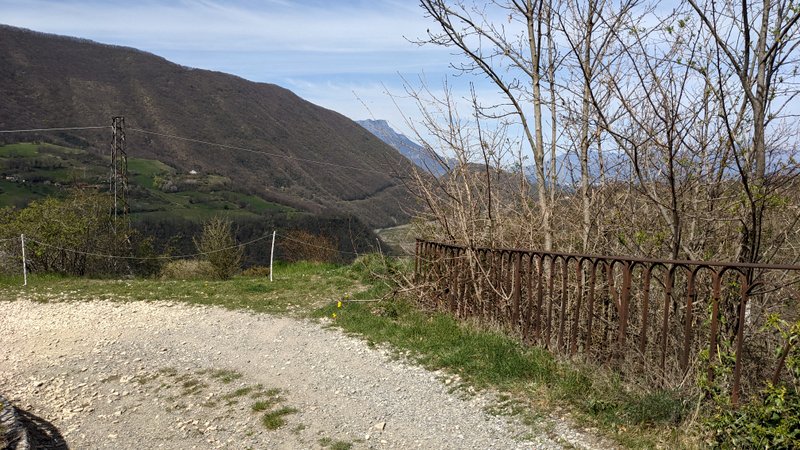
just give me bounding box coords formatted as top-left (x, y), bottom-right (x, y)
top-left (531, 150), bottom-right (630, 187)
top-left (0, 25), bottom-right (417, 227)
top-left (357, 119), bottom-right (449, 176)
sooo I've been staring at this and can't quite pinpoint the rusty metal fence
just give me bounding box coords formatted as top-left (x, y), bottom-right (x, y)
top-left (415, 239), bottom-right (800, 404)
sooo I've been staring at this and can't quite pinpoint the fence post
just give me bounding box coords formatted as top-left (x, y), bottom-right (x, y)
top-left (21, 234), bottom-right (27, 287)
top-left (269, 230), bottom-right (276, 282)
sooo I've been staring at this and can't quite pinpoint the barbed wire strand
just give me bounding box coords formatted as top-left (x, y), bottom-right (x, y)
top-left (15, 233), bottom-right (414, 262)
top-left (25, 233), bottom-right (274, 261)
top-left (0, 126), bottom-right (109, 134)
top-left (275, 232), bottom-right (412, 259)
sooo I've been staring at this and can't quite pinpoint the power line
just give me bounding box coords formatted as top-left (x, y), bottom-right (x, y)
top-left (128, 127), bottom-right (410, 178)
top-left (0, 126), bottom-right (108, 134)
top-left (0, 123), bottom-right (414, 180)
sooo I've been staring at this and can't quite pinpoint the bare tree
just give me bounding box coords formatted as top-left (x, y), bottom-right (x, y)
top-left (687, 0), bottom-right (800, 264)
top-left (418, 0), bottom-right (560, 250)
top-left (557, 0), bottom-right (641, 251)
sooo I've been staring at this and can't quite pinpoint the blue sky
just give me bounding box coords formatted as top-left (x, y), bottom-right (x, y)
top-left (0, 0), bottom-right (459, 135)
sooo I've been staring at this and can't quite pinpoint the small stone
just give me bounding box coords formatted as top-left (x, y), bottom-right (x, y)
top-left (373, 422), bottom-right (386, 431)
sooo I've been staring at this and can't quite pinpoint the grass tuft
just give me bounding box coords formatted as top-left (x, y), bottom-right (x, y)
top-left (251, 397), bottom-right (283, 412)
top-left (261, 406), bottom-right (298, 430)
top-left (224, 386), bottom-right (255, 399)
top-left (318, 437), bottom-right (353, 450)
top-left (208, 369), bottom-right (242, 384)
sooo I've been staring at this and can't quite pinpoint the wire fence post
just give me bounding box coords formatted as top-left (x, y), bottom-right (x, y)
top-left (270, 230), bottom-right (276, 282)
top-left (20, 234), bottom-right (27, 286)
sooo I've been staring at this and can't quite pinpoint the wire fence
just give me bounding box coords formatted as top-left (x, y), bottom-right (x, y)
top-left (0, 229), bottom-right (415, 284)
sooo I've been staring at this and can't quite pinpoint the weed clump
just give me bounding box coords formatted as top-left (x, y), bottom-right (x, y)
top-left (241, 266), bottom-right (271, 277)
top-left (159, 259), bottom-right (215, 280)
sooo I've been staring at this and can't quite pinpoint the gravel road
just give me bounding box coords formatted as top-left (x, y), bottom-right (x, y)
top-left (0, 300), bottom-right (609, 449)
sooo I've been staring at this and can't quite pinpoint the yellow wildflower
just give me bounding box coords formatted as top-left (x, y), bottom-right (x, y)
top-left (337, 301), bottom-right (342, 308)
top-left (332, 313), bottom-right (337, 319)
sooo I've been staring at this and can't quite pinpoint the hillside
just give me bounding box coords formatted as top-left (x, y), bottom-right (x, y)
top-left (0, 25), bottom-right (417, 228)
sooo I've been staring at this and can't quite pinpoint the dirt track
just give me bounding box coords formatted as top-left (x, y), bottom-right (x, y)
top-left (0, 300), bottom-right (605, 449)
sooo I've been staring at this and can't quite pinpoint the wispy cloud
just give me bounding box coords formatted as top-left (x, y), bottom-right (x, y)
top-left (1, 0), bottom-right (436, 53)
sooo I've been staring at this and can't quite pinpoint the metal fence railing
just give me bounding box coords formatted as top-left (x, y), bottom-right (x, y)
top-left (415, 239), bottom-right (800, 404)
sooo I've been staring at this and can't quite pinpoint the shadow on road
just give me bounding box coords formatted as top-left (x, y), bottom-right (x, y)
top-left (16, 408), bottom-right (69, 450)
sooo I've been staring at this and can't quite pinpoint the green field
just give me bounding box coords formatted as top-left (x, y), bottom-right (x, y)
top-left (0, 142), bottom-right (40, 157)
top-left (0, 179), bottom-right (57, 208)
top-left (127, 158), bottom-right (175, 188)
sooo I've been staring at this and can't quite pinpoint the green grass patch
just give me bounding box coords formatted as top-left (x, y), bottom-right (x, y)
top-left (0, 142), bottom-right (295, 219)
top-left (180, 377), bottom-right (207, 395)
top-left (0, 180), bottom-right (57, 208)
top-left (254, 387), bottom-right (282, 399)
top-left (0, 261), bottom-right (362, 316)
top-left (250, 386), bottom-right (283, 411)
top-left (127, 158), bottom-right (174, 188)
top-left (314, 300), bottom-right (555, 388)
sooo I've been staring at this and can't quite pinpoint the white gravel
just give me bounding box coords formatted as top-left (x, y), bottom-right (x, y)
top-left (0, 300), bottom-right (611, 449)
